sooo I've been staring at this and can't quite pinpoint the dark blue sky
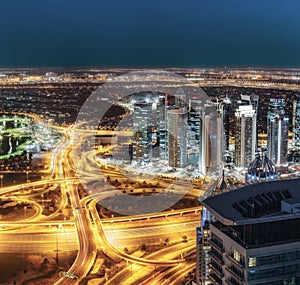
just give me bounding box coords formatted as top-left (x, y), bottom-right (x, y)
top-left (1, 0), bottom-right (300, 67)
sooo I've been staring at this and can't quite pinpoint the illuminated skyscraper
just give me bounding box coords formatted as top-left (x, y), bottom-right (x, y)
top-left (293, 100), bottom-right (300, 150)
top-left (234, 105), bottom-right (257, 168)
top-left (193, 100), bottom-right (222, 176)
top-left (157, 94), bottom-right (168, 161)
top-left (202, 179), bottom-right (300, 285)
top-left (132, 101), bottom-right (153, 164)
top-left (267, 98), bottom-right (289, 166)
top-left (167, 108), bottom-right (187, 168)
top-left (188, 98), bottom-right (202, 166)
top-left (220, 95), bottom-right (231, 151)
top-left (196, 207), bottom-right (212, 285)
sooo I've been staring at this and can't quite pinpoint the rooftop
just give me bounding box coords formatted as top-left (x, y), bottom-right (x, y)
top-left (202, 178), bottom-right (300, 225)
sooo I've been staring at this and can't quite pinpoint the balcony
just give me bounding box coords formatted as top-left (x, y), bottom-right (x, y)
top-left (209, 250), bottom-right (224, 265)
top-left (225, 266), bottom-right (245, 282)
top-left (226, 253), bottom-right (245, 269)
top-left (209, 273), bottom-right (223, 285)
top-left (225, 278), bottom-right (242, 285)
top-left (209, 263), bottom-right (224, 279)
top-left (209, 239), bottom-right (224, 252)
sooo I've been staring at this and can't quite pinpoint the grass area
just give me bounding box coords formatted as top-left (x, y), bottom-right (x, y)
top-left (0, 114), bottom-right (32, 159)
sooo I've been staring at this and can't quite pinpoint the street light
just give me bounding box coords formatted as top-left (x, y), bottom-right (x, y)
top-left (24, 206), bottom-right (27, 219)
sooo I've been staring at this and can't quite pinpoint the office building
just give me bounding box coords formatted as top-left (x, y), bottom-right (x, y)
top-left (198, 101), bottom-right (223, 175)
top-left (267, 98), bottom-right (289, 166)
top-left (157, 94), bottom-right (168, 161)
top-left (196, 206), bottom-right (213, 285)
top-left (202, 178), bottom-right (300, 285)
top-left (219, 96), bottom-right (231, 151)
top-left (293, 100), bottom-right (300, 150)
top-left (188, 98), bottom-right (202, 166)
top-left (234, 105), bottom-right (257, 168)
top-left (132, 101), bottom-right (153, 164)
top-left (167, 108), bottom-right (188, 168)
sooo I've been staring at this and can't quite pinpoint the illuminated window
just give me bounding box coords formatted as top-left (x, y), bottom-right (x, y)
top-left (248, 257), bottom-right (256, 267)
top-left (233, 250), bottom-right (241, 263)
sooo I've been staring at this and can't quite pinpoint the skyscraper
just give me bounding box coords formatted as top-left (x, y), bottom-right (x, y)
top-left (167, 108), bottom-right (187, 168)
top-left (293, 100), bottom-right (300, 150)
top-left (219, 95), bottom-right (231, 151)
top-left (157, 94), bottom-right (168, 161)
top-left (196, 207), bottom-right (212, 285)
top-left (195, 100), bottom-right (223, 176)
top-left (234, 105), bottom-right (257, 168)
top-left (202, 178), bottom-right (300, 285)
top-left (267, 98), bottom-right (289, 166)
top-left (132, 101), bottom-right (153, 164)
top-left (188, 98), bottom-right (202, 166)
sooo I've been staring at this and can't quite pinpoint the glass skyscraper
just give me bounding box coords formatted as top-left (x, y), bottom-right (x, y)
top-left (167, 108), bottom-right (188, 168)
top-left (293, 100), bottom-right (300, 150)
top-left (234, 105), bottom-right (257, 168)
top-left (132, 101), bottom-right (153, 164)
top-left (267, 98), bottom-right (289, 166)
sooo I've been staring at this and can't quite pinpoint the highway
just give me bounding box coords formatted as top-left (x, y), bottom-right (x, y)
top-left (54, 133), bottom-right (97, 285)
top-left (0, 113), bottom-right (206, 285)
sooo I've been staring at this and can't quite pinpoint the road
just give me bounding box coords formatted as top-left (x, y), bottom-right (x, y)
top-left (0, 113), bottom-right (207, 285)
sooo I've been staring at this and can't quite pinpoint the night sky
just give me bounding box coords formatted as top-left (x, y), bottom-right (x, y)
top-left (1, 0), bottom-right (300, 68)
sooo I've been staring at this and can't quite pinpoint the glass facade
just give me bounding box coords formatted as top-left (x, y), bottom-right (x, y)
top-left (234, 105), bottom-right (257, 168)
top-left (267, 98), bottom-right (289, 166)
top-left (133, 101), bottom-right (153, 164)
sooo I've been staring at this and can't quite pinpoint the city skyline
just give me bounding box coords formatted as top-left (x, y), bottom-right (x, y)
top-left (0, 67), bottom-right (300, 284)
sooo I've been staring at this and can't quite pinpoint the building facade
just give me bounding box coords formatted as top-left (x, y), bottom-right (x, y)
top-left (234, 105), bottom-right (257, 168)
top-left (293, 100), bottom-right (300, 150)
top-left (132, 101), bottom-right (153, 164)
top-left (267, 98), bottom-right (289, 166)
top-left (167, 108), bottom-right (188, 168)
top-left (202, 179), bottom-right (300, 285)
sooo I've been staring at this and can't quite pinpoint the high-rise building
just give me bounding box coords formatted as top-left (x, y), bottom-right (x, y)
top-left (202, 178), bottom-right (300, 285)
top-left (234, 105), bottom-right (257, 168)
top-left (132, 101), bottom-right (153, 164)
top-left (188, 98), bottom-right (202, 166)
top-left (196, 207), bottom-right (212, 285)
top-left (293, 100), bottom-right (300, 150)
top-left (219, 96), bottom-right (231, 151)
top-left (267, 98), bottom-right (289, 166)
top-left (157, 94), bottom-right (168, 161)
top-left (240, 94), bottom-right (259, 113)
top-left (196, 100), bottom-right (223, 176)
top-left (167, 108), bottom-right (187, 168)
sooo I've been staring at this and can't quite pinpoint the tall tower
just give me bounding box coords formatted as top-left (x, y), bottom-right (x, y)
top-left (293, 100), bottom-right (300, 150)
top-left (157, 94), bottom-right (168, 161)
top-left (196, 207), bottom-right (212, 285)
top-left (167, 109), bottom-right (187, 168)
top-left (132, 101), bottom-right (153, 164)
top-left (267, 98), bottom-right (289, 166)
top-left (234, 105), bottom-right (257, 168)
top-left (221, 95), bottom-right (231, 151)
top-left (188, 98), bottom-right (202, 166)
top-left (196, 100), bottom-right (223, 176)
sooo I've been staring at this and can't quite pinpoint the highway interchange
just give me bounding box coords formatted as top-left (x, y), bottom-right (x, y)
top-left (0, 113), bottom-right (209, 285)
